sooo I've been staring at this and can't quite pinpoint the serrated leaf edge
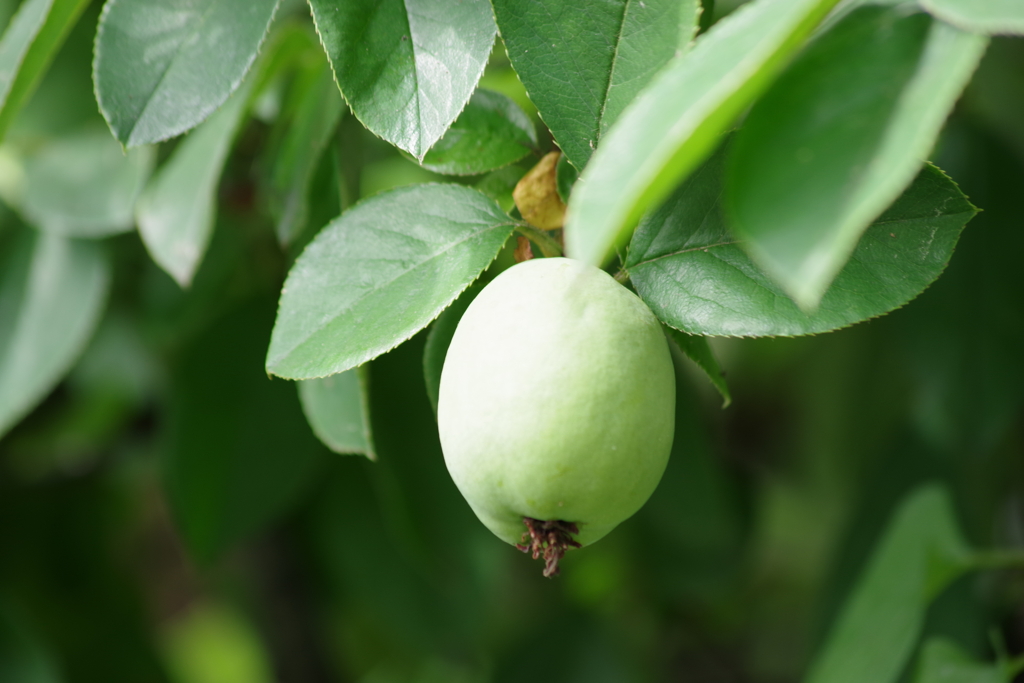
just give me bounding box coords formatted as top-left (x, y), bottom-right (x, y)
top-left (632, 163), bottom-right (978, 338)
top-left (308, 0), bottom-right (495, 160)
top-left (93, 0), bottom-right (280, 148)
top-left (266, 183), bottom-right (517, 379)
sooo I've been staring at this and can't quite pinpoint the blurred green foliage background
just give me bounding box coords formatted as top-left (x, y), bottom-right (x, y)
top-left (1, 1), bottom-right (1023, 682)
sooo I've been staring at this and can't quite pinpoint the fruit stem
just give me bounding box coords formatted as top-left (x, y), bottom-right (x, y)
top-left (515, 518), bottom-right (582, 577)
top-left (514, 235), bottom-right (534, 262)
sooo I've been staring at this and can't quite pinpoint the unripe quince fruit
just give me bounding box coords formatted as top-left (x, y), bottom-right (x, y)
top-left (438, 257), bottom-right (675, 575)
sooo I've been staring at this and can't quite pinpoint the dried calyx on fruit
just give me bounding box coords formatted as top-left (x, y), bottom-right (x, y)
top-left (437, 257), bottom-right (675, 576)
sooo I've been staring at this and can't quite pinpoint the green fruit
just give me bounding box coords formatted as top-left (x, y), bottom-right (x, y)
top-left (437, 257), bottom-right (675, 572)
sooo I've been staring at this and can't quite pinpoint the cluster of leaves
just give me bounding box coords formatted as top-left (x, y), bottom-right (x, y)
top-left (0, 0), bottom-right (1011, 452)
top-left (1, 0), bottom-right (1024, 681)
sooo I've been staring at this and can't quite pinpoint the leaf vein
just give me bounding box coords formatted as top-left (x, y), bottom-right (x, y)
top-left (128, 0), bottom-right (221, 142)
top-left (273, 221), bottom-right (516, 365)
top-left (595, 0), bottom-right (631, 140)
top-left (628, 239), bottom-right (742, 270)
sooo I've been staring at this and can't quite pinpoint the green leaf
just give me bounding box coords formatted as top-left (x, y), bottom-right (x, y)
top-left (626, 145), bottom-right (977, 337)
top-left (912, 639), bottom-right (1012, 683)
top-left (474, 165), bottom-right (522, 214)
top-left (0, 0), bottom-right (89, 143)
top-left (418, 89), bottom-right (537, 176)
top-left (22, 128), bottom-right (154, 237)
top-left (422, 283), bottom-right (482, 414)
top-left (805, 485), bottom-right (972, 683)
top-left (698, 0), bottom-right (715, 33)
top-left (492, 0), bottom-right (700, 170)
top-left (93, 0), bottom-right (279, 147)
top-left (0, 230), bottom-right (110, 439)
top-left (135, 77), bottom-right (254, 287)
top-left (164, 300), bottom-right (323, 564)
top-left (266, 184), bottom-right (516, 379)
top-left (726, 7), bottom-right (987, 310)
top-left (297, 367), bottom-right (374, 458)
top-left (555, 152), bottom-right (578, 204)
top-left (267, 55), bottom-right (344, 245)
top-left (0, 0), bottom-right (51, 115)
top-left (921, 0), bottom-right (1024, 36)
top-left (564, 0), bottom-right (841, 268)
top-left (308, 0), bottom-right (496, 159)
top-left (249, 21), bottom-right (324, 106)
top-left (299, 137), bottom-right (343, 247)
top-left (663, 326), bottom-right (730, 407)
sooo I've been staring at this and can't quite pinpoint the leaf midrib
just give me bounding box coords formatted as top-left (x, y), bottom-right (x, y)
top-left (628, 204), bottom-right (975, 272)
top-left (400, 0), bottom-right (426, 155)
top-left (270, 220), bottom-right (517, 368)
top-left (121, 0), bottom-right (221, 144)
top-left (595, 0), bottom-right (631, 142)
top-left (629, 239), bottom-right (742, 270)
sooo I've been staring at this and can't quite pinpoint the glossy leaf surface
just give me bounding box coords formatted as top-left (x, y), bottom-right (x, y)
top-left (921, 0), bottom-right (1024, 36)
top-left (726, 7), bottom-right (987, 309)
top-left (492, 0), bottom-right (700, 170)
top-left (298, 367), bottom-right (374, 459)
top-left (23, 129), bottom-right (154, 237)
top-left (94, 0), bottom-right (278, 147)
top-left (663, 327), bottom-right (730, 407)
top-left (267, 56), bottom-right (344, 245)
top-left (565, 0), bottom-right (840, 267)
top-left (806, 485), bottom-right (971, 683)
top-left (309, 0), bottom-right (496, 159)
top-left (266, 184), bottom-right (516, 379)
top-left (626, 147), bottom-right (976, 337)
top-left (0, 231), bottom-right (110, 439)
top-left (419, 89), bottom-right (536, 176)
top-left (0, 0), bottom-right (89, 142)
top-left (135, 79), bottom-right (253, 287)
